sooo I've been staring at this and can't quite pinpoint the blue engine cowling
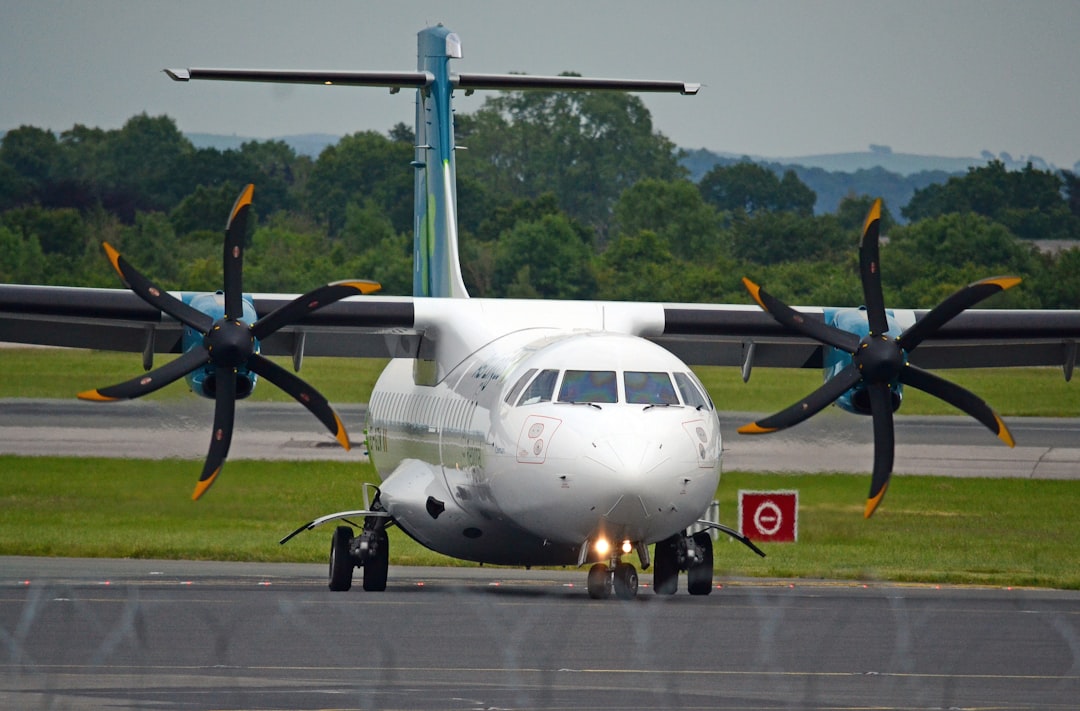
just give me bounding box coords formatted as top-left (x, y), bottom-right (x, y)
top-left (180, 291), bottom-right (260, 399)
top-left (823, 306), bottom-right (904, 415)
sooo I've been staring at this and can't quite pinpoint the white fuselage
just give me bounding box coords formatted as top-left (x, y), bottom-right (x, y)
top-left (365, 303), bottom-right (722, 566)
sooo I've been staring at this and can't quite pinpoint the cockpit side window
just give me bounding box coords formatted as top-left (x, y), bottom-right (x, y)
top-left (625, 371), bottom-right (679, 405)
top-left (674, 371), bottom-right (712, 410)
top-left (505, 368), bottom-right (537, 404)
top-left (558, 370), bottom-right (617, 404)
top-left (517, 369), bottom-right (559, 406)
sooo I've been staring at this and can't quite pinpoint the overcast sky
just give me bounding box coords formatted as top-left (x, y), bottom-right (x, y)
top-left (2, 0), bottom-right (1078, 168)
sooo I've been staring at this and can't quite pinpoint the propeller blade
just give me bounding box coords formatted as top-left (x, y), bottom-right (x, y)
top-left (898, 276), bottom-right (1022, 353)
top-left (864, 382), bottom-right (895, 518)
top-left (858, 199), bottom-right (889, 337)
top-left (249, 280), bottom-right (381, 340)
top-left (78, 346), bottom-right (209, 401)
top-left (102, 242), bottom-right (213, 333)
top-left (742, 277), bottom-right (861, 353)
top-left (738, 363), bottom-right (863, 434)
top-left (192, 365), bottom-right (237, 501)
top-left (898, 364), bottom-right (1015, 447)
top-left (247, 354), bottom-right (351, 450)
top-left (223, 184), bottom-right (254, 320)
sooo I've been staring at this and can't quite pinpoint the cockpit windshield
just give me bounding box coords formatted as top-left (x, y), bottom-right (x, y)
top-left (512, 368), bottom-right (712, 409)
top-left (625, 371), bottom-right (679, 405)
top-left (558, 370), bottom-right (618, 404)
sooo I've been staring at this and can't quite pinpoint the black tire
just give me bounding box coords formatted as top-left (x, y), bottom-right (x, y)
top-left (362, 529), bottom-right (389, 592)
top-left (587, 563), bottom-right (610, 599)
top-left (652, 535), bottom-right (679, 595)
top-left (687, 531), bottom-right (714, 596)
top-left (613, 562), bottom-right (639, 600)
top-left (329, 525), bottom-right (355, 592)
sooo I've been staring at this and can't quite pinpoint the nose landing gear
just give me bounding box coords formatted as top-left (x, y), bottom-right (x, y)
top-left (587, 560), bottom-right (639, 600)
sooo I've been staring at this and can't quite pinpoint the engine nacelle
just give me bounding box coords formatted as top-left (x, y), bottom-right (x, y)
top-left (823, 306), bottom-right (904, 416)
top-left (180, 291), bottom-right (260, 400)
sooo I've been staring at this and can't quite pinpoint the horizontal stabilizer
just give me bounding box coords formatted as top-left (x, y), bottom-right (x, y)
top-left (454, 72), bottom-right (700, 95)
top-left (165, 68), bottom-right (433, 89)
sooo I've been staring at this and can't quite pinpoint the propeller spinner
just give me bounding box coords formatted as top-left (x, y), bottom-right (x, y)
top-left (79, 184), bottom-right (380, 499)
top-left (738, 199), bottom-right (1017, 518)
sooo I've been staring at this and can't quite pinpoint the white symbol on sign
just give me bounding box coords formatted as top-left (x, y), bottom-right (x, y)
top-left (753, 501), bottom-right (783, 536)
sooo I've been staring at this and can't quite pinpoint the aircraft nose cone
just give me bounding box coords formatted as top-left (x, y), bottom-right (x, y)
top-left (586, 435), bottom-right (666, 480)
top-left (584, 435), bottom-right (671, 524)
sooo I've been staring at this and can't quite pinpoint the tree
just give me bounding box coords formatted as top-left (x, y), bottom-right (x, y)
top-left (729, 211), bottom-right (849, 265)
top-left (698, 162), bottom-right (815, 216)
top-left (101, 114), bottom-right (192, 219)
top-left (0, 225), bottom-right (46, 283)
top-left (0, 126), bottom-right (60, 207)
top-left (492, 214), bottom-right (596, 299)
top-left (834, 194), bottom-right (897, 234)
top-left (609, 179), bottom-right (726, 260)
top-left (460, 81), bottom-right (685, 237)
top-left (595, 230), bottom-right (679, 301)
top-left (305, 131), bottom-right (413, 236)
top-left (883, 212), bottom-right (1042, 308)
top-left (903, 161), bottom-right (1080, 241)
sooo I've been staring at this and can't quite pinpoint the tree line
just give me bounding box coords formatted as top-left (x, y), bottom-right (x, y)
top-left (2, 88), bottom-right (1079, 310)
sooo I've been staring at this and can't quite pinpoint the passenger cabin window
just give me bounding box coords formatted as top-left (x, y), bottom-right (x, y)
top-left (558, 370), bottom-right (617, 404)
top-left (516, 369), bottom-right (559, 406)
top-left (625, 371), bottom-right (679, 405)
top-left (674, 371), bottom-right (712, 410)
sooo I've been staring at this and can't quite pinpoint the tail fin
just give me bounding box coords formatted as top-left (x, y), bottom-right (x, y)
top-left (413, 25), bottom-right (470, 299)
top-left (166, 25), bottom-right (698, 301)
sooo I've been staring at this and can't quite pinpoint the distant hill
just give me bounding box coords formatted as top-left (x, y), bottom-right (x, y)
top-left (680, 146), bottom-right (1075, 220)
top-left (682, 145), bottom-right (1065, 179)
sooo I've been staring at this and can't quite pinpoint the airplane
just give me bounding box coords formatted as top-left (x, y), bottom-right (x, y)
top-left (2, 24), bottom-right (1079, 600)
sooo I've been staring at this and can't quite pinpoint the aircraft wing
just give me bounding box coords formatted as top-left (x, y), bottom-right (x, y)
top-left (656, 302), bottom-right (1080, 378)
top-left (2, 284), bottom-right (1077, 378)
top-left (0, 284), bottom-right (423, 363)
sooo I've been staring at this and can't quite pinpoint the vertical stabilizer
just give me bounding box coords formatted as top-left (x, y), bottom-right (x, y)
top-left (413, 26), bottom-right (470, 299)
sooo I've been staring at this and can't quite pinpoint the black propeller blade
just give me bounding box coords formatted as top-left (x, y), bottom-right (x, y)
top-left (739, 198), bottom-right (1018, 517)
top-left (80, 184), bottom-right (380, 500)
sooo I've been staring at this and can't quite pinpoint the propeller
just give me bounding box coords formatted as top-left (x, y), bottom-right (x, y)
top-left (738, 199), bottom-right (1017, 518)
top-left (79, 184), bottom-right (380, 499)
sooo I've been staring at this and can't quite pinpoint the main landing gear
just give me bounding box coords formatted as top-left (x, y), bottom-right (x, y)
top-left (653, 530), bottom-right (714, 596)
top-left (328, 516), bottom-right (389, 592)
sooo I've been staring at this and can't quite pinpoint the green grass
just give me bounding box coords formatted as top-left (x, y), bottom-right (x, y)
top-left (1, 456), bottom-right (1076, 589)
top-left (0, 348), bottom-right (387, 403)
top-left (2, 348), bottom-right (1077, 588)
top-left (2, 348), bottom-right (1077, 417)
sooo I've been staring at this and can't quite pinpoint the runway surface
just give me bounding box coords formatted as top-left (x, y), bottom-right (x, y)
top-left (2, 557), bottom-right (1078, 710)
top-left (3, 398), bottom-right (1079, 478)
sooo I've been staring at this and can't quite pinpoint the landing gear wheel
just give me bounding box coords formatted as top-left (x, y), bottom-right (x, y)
top-left (613, 562), bottom-right (639, 600)
top-left (362, 529), bottom-right (389, 592)
top-left (653, 534), bottom-right (679, 595)
top-left (687, 530), bottom-right (714, 596)
top-left (329, 525), bottom-right (355, 592)
top-left (587, 563), bottom-right (611, 599)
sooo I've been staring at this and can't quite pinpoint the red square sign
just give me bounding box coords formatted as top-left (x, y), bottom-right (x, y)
top-left (738, 490), bottom-right (798, 542)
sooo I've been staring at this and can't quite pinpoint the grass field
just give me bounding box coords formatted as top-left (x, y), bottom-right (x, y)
top-left (1, 456), bottom-right (1076, 590)
top-left (1, 348), bottom-right (1077, 589)
top-left (1, 347), bottom-right (1078, 416)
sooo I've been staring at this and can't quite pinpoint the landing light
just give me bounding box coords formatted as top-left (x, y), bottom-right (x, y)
top-left (621, 540), bottom-right (633, 555)
top-left (594, 538), bottom-right (610, 556)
